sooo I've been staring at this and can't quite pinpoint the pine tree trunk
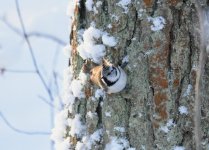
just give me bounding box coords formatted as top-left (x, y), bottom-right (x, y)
top-left (57, 0), bottom-right (209, 149)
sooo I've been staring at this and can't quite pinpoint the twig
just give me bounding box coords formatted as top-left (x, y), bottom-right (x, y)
top-left (53, 71), bottom-right (64, 109)
top-left (56, 73), bottom-right (63, 81)
top-left (50, 45), bottom-right (63, 108)
top-left (4, 69), bottom-right (36, 74)
top-left (47, 71), bottom-right (63, 109)
top-left (50, 101), bottom-right (55, 150)
top-left (48, 45), bottom-right (60, 92)
top-left (1, 15), bottom-right (22, 35)
top-left (1, 16), bottom-right (66, 46)
top-left (28, 32), bottom-right (66, 46)
top-left (53, 72), bottom-right (60, 96)
top-left (50, 44), bottom-right (63, 81)
top-left (15, 0), bottom-right (53, 101)
top-left (38, 95), bottom-right (55, 108)
top-left (0, 111), bottom-right (50, 135)
top-left (51, 45), bottom-right (60, 94)
top-left (15, 5), bottom-right (55, 150)
top-left (52, 45), bottom-right (60, 69)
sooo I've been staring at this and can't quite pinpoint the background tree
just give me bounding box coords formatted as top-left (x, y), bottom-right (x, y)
top-left (52, 0), bottom-right (209, 149)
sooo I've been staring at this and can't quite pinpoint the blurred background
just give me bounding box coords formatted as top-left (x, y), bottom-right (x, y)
top-left (0, 0), bottom-right (69, 149)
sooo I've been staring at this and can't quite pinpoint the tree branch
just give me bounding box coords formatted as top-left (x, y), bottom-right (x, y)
top-left (28, 32), bottom-right (66, 46)
top-left (4, 69), bottom-right (37, 74)
top-left (15, 0), bottom-right (54, 101)
top-left (1, 16), bottom-right (66, 46)
top-left (53, 71), bottom-right (64, 109)
top-left (0, 111), bottom-right (50, 135)
top-left (38, 95), bottom-right (55, 108)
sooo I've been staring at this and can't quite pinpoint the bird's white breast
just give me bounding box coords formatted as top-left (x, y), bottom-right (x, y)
top-left (107, 67), bottom-right (127, 94)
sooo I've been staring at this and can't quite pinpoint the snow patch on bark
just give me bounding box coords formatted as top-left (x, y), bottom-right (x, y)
top-left (102, 33), bottom-right (117, 47)
top-left (160, 119), bottom-right (175, 133)
top-left (69, 114), bottom-right (86, 137)
top-left (75, 129), bottom-right (103, 150)
top-left (148, 16), bottom-right (166, 31)
top-left (105, 137), bottom-right (135, 150)
top-left (183, 84), bottom-right (192, 97)
top-left (114, 127), bottom-right (125, 132)
top-left (173, 146), bottom-right (185, 150)
top-left (178, 106), bottom-right (188, 115)
top-left (116, 0), bottom-right (131, 13)
top-left (85, 0), bottom-right (94, 11)
top-left (95, 89), bottom-right (105, 99)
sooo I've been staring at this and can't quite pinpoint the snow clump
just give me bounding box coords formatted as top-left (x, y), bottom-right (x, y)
top-left (116, 0), bottom-right (131, 13)
top-left (75, 129), bottom-right (103, 150)
top-left (102, 33), bottom-right (117, 47)
top-left (78, 26), bottom-right (117, 64)
top-left (160, 119), bottom-right (175, 133)
top-left (183, 84), bottom-right (192, 97)
top-left (178, 106), bottom-right (188, 115)
top-left (105, 137), bottom-right (135, 150)
top-left (68, 114), bottom-right (86, 137)
top-left (148, 16), bottom-right (166, 31)
top-left (173, 146), bottom-right (185, 150)
top-left (85, 0), bottom-right (94, 11)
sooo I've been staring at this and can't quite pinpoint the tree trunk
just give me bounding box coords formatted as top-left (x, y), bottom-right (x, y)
top-left (52, 0), bottom-right (209, 149)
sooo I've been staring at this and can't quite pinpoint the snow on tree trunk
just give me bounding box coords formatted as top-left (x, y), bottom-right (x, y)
top-left (52, 0), bottom-right (209, 150)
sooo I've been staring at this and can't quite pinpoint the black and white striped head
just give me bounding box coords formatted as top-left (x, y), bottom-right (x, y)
top-left (102, 64), bottom-right (120, 83)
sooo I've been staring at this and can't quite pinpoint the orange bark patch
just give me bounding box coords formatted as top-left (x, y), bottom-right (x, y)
top-left (150, 49), bottom-right (168, 64)
top-left (154, 91), bottom-right (168, 121)
top-left (154, 92), bottom-right (167, 105)
top-left (155, 104), bottom-right (168, 121)
top-left (149, 67), bottom-right (168, 89)
top-left (143, 0), bottom-right (153, 7)
top-left (149, 43), bottom-right (170, 89)
top-left (152, 121), bottom-right (160, 128)
top-left (173, 69), bottom-right (180, 88)
top-left (148, 23), bottom-right (172, 126)
top-left (154, 40), bottom-right (162, 48)
top-left (168, 0), bottom-right (180, 6)
top-left (173, 79), bottom-right (180, 87)
top-left (191, 69), bottom-right (197, 86)
top-left (151, 76), bottom-right (168, 89)
top-left (85, 87), bottom-right (92, 99)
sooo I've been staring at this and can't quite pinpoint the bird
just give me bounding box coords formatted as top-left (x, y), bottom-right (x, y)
top-left (90, 59), bottom-right (127, 94)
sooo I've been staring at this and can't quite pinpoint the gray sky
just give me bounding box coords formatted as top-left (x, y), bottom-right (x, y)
top-left (0, 0), bottom-right (69, 149)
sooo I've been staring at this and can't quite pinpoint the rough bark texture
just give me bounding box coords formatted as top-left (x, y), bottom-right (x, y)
top-left (69, 0), bottom-right (209, 149)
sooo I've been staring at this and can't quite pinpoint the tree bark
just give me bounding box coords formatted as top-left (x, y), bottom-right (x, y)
top-left (64, 0), bottom-right (209, 149)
